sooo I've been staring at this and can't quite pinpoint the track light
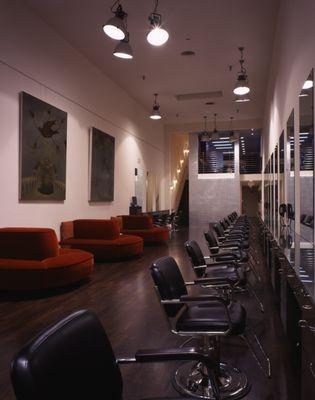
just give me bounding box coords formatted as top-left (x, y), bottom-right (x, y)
top-left (103, 1), bottom-right (127, 40)
top-left (113, 32), bottom-right (133, 59)
top-left (150, 93), bottom-right (162, 120)
top-left (147, 0), bottom-right (169, 46)
top-left (233, 47), bottom-right (250, 96)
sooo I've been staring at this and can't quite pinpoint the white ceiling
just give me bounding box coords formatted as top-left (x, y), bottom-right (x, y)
top-left (23, 0), bottom-right (279, 125)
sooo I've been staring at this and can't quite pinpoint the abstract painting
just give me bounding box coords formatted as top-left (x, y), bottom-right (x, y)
top-left (20, 92), bottom-right (67, 201)
top-left (89, 127), bottom-right (115, 202)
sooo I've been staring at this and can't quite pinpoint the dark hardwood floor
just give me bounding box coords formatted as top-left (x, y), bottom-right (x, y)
top-left (0, 222), bottom-right (298, 399)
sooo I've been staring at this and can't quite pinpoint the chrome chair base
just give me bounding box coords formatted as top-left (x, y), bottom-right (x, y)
top-left (173, 361), bottom-right (250, 399)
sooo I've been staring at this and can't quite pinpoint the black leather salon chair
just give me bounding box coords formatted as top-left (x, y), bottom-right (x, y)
top-left (10, 309), bottom-right (214, 400)
top-left (205, 227), bottom-right (260, 280)
top-left (150, 256), bottom-right (271, 399)
top-left (185, 240), bottom-right (264, 312)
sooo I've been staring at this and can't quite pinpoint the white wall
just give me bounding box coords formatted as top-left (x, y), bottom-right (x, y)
top-left (263, 0), bottom-right (315, 161)
top-left (0, 0), bottom-right (166, 236)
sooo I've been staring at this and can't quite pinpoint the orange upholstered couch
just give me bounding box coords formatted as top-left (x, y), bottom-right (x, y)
top-left (121, 215), bottom-right (169, 244)
top-left (0, 228), bottom-right (94, 291)
top-left (60, 219), bottom-right (143, 260)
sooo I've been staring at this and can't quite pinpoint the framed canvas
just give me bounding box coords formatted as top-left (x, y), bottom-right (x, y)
top-left (19, 92), bottom-right (67, 201)
top-left (89, 127), bottom-right (115, 202)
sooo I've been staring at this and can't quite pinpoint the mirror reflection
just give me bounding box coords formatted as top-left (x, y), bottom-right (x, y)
top-left (287, 110), bottom-right (295, 230)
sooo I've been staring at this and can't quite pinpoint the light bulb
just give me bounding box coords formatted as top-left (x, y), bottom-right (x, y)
top-left (233, 85), bottom-right (250, 96)
top-left (103, 15), bottom-right (126, 40)
top-left (113, 39), bottom-right (133, 59)
top-left (303, 80), bottom-right (313, 90)
top-left (147, 27), bottom-right (169, 46)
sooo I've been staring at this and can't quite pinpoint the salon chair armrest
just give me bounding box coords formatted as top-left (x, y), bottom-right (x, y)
top-left (132, 347), bottom-right (211, 364)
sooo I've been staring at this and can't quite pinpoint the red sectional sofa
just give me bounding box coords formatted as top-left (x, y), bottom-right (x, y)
top-left (0, 228), bottom-right (94, 291)
top-left (121, 215), bottom-right (169, 244)
top-left (60, 219), bottom-right (143, 260)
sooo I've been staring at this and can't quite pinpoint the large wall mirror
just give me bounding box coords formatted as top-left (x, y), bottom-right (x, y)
top-left (275, 144), bottom-right (279, 238)
top-left (266, 159), bottom-right (271, 228)
top-left (287, 110), bottom-right (295, 229)
top-left (279, 131), bottom-right (285, 207)
top-left (271, 153), bottom-right (275, 234)
top-left (299, 69), bottom-right (314, 241)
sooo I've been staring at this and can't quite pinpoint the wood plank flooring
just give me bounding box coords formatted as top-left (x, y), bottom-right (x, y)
top-left (0, 222), bottom-right (298, 399)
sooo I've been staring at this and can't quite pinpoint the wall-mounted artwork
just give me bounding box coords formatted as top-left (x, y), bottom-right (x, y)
top-left (20, 92), bottom-right (67, 201)
top-left (89, 127), bottom-right (115, 202)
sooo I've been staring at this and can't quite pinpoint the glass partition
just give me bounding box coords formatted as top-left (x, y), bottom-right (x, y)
top-left (198, 133), bottom-right (235, 173)
top-left (299, 69), bottom-right (314, 242)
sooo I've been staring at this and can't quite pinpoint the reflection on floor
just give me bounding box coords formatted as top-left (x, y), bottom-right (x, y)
top-left (0, 221), bottom-right (298, 399)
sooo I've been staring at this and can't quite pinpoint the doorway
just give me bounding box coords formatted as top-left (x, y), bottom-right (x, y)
top-left (242, 184), bottom-right (260, 217)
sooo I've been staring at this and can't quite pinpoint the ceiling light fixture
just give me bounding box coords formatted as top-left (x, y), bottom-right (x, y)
top-left (147, 0), bottom-right (169, 46)
top-left (303, 79), bottom-right (314, 90)
top-left (150, 93), bottom-right (162, 120)
top-left (103, 0), bottom-right (127, 40)
top-left (209, 113), bottom-right (220, 140)
top-left (113, 31), bottom-right (133, 59)
top-left (235, 96), bottom-right (250, 103)
top-left (199, 116), bottom-right (210, 142)
top-left (233, 47), bottom-right (250, 96)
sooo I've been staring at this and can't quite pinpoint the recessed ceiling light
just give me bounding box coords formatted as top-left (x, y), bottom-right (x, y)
top-left (181, 50), bottom-right (195, 56)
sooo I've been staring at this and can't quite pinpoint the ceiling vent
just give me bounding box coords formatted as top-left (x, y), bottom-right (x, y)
top-left (175, 91), bottom-right (223, 101)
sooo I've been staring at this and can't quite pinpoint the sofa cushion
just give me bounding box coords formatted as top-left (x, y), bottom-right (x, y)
top-left (110, 216), bottom-right (122, 231)
top-left (0, 248), bottom-right (94, 291)
top-left (122, 215), bottom-right (153, 230)
top-left (121, 227), bottom-right (169, 243)
top-left (0, 228), bottom-right (59, 260)
top-left (73, 220), bottom-right (120, 240)
top-left (60, 235), bottom-right (143, 259)
top-left (60, 221), bottom-right (74, 241)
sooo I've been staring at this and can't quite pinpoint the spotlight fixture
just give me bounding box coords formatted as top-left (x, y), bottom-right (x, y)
top-left (150, 93), bottom-right (162, 120)
top-left (303, 79), bottom-right (313, 90)
top-left (212, 113), bottom-right (219, 139)
top-left (147, 0), bottom-right (169, 46)
top-left (233, 47), bottom-right (250, 96)
top-left (113, 31), bottom-right (133, 59)
top-left (199, 116), bottom-right (210, 142)
top-left (103, 1), bottom-right (127, 40)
